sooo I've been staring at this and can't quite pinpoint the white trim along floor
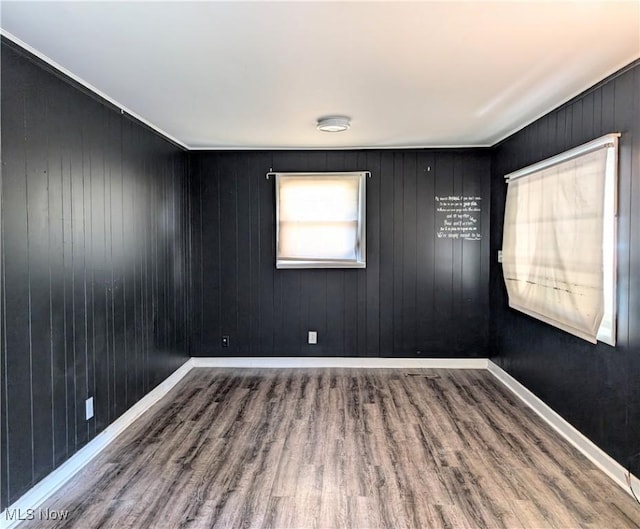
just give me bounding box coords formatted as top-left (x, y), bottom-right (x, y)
top-left (1, 357), bottom-right (638, 529)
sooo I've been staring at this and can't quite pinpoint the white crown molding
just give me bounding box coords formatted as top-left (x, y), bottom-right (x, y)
top-left (0, 30), bottom-right (493, 152)
top-left (0, 30), bottom-right (188, 151)
top-left (491, 55), bottom-right (640, 147)
top-left (186, 144), bottom-right (492, 151)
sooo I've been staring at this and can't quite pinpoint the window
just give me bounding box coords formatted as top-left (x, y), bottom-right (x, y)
top-left (275, 172), bottom-right (367, 269)
top-left (502, 133), bottom-right (619, 345)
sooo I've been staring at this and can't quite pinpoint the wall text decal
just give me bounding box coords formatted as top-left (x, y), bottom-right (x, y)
top-left (435, 195), bottom-right (481, 241)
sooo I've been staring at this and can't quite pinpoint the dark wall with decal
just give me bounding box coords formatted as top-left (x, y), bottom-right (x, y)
top-left (190, 149), bottom-right (491, 358)
top-left (0, 41), bottom-right (191, 509)
top-left (490, 60), bottom-right (640, 474)
top-left (4, 24), bottom-right (637, 515)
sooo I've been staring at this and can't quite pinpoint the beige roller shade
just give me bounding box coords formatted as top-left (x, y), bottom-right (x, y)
top-left (502, 134), bottom-right (618, 344)
top-left (276, 172), bottom-right (366, 268)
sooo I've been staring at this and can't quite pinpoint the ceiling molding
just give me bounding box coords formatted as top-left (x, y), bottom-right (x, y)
top-left (491, 55), bottom-right (640, 148)
top-left (187, 144), bottom-right (493, 151)
top-left (3, 22), bottom-right (636, 153)
top-left (2, 0), bottom-right (638, 152)
top-left (0, 29), bottom-right (189, 150)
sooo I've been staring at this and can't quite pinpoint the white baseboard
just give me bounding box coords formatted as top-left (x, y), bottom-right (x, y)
top-left (1, 355), bottom-right (485, 527)
top-left (0, 359), bottom-right (194, 529)
top-left (190, 356), bottom-right (489, 369)
top-left (3, 356), bottom-right (637, 528)
top-left (487, 360), bottom-right (640, 500)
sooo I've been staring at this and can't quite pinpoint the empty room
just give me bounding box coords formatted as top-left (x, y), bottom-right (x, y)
top-left (1, 1), bottom-right (640, 528)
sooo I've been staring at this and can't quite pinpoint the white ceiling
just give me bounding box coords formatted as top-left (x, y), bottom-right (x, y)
top-left (1, 1), bottom-right (639, 150)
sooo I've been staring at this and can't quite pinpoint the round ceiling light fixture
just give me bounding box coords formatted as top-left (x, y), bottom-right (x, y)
top-left (317, 116), bottom-right (351, 133)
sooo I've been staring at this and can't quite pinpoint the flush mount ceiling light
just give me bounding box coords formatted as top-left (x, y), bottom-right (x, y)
top-left (317, 116), bottom-right (351, 133)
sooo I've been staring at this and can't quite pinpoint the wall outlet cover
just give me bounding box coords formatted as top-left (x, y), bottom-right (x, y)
top-left (308, 331), bottom-right (318, 344)
top-left (85, 397), bottom-right (94, 420)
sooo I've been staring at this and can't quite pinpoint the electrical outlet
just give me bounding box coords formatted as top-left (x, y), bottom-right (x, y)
top-left (222, 335), bottom-right (230, 348)
top-left (85, 397), bottom-right (94, 420)
top-left (308, 331), bottom-right (317, 345)
top-left (498, 250), bottom-right (503, 263)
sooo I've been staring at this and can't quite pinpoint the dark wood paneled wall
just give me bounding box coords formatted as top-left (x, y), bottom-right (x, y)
top-left (6, 27), bottom-right (636, 517)
top-left (190, 150), bottom-right (491, 358)
top-left (0, 41), bottom-right (191, 509)
top-left (490, 60), bottom-right (640, 475)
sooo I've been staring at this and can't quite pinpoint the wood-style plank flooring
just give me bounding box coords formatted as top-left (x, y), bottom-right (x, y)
top-left (18, 368), bottom-right (640, 528)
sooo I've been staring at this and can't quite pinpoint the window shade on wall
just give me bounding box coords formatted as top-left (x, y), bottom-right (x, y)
top-left (502, 134), bottom-right (618, 344)
top-left (276, 172), bottom-right (366, 268)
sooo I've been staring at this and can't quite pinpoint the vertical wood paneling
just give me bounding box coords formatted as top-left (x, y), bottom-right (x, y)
top-left (378, 152), bottom-right (395, 356)
top-left (582, 92), bottom-right (594, 141)
top-left (614, 72), bottom-right (635, 351)
top-left (208, 155), bottom-right (221, 354)
top-left (3, 54), bottom-right (34, 500)
top-left (356, 151), bottom-right (370, 357)
top-left (339, 152), bottom-right (360, 357)
top-left (415, 152), bottom-right (435, 351)
top-left (433, 153), bottom-right (455, 352)
top-left (392, 153), bottom-right (404, 354)
top-left (258, 153), bottom-right (275, 356)
top-left (0, 67), bottom-right (5, 509)
top-left (247, 155), bottom-right (262, 356)
top-left (556, 107), bottom-right (567, 154)
top-left (236, 156), bottom-right (252, 353)
top-left (46, 82), bottom-right (71, 467)
top-left (0, 40), bottom-right (190, 510)
top-left (26, 78), bottom-right (55, 484)
top-left (365, 152), bottom-right (381, 356)
top-left (402, 153), bottom-right (417, 353)
top-left (459, 153), bottom-right (488, 352)
top-left (451, 156), bottom-right (464, 351)
top-left (491, 60), bottom-right (640, 477)
top-left (571, 99), bottom-right (583, 145)
top-left (190, 149), bottom-right (491, 359)
top-left (628, 63), bottom-right (640, 476)
top-left (219, 155), bottom-right (238, 354)
top-left (72, 93), bottom-right (89, 452)
top-left (89, 108), bottom-right (107, 438)
top-left (122, 121), bottom-right (135, 410)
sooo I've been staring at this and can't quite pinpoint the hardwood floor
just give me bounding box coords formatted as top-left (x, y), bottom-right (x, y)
top-left (16, 368), bottom-right (640, 528)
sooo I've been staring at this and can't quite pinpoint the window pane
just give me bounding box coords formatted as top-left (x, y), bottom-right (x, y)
top-left (279, 221), bottom-right (358, 260)
top-left (279, 177), bottom-right (359, 222)
top-left (275, 172), bottom-right (366, 268)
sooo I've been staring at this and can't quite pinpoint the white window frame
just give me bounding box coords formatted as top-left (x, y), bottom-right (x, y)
top-left (275, 171), bottom-right (367, 269)
top-left (503, 133), bottom-right (619, 346)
